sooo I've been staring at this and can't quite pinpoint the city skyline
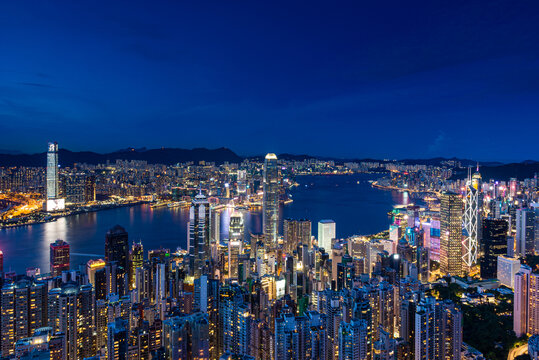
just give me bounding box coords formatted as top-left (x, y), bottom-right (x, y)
top-left (1, 1), bottom-right (539, 161)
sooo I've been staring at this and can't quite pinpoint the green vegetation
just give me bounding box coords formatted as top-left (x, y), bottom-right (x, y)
top-left (461, 292), bottom-right (516, 360)
top-left (427, 280), bottom-right (518, 360)
top-left (522, 255), bottom-right (539, 273)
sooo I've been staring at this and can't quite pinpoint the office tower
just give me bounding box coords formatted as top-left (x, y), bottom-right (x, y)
top-left (416, 246), bottom-right (430, 283)
top-left (497, 256), bottom-right (521, 289)
top-left (463, 168), bottom-right (482, 268)
top-left (514, 266), bottom-right (539, 337)
top-left (440, 192), bottom-right (464, 277)
top-left (107, 318), bottom-right (128, 360)
top-left (47, 283), bottom-right (96, 360)
top-left (130, 242), bottom-right (143, 290)
top-left (237, 169), bottom-right (247, 199)
top-left (229, 212), bottom-right (244, 242)
top-left (188, 193), bottom-right (210, 277)
top-left (105, 225), bottom-right (129, 271)
top-left (163, 313), bottom-right (210, 360)
top-left (46, 142), bottom-right (59, 200)
top-left (414, 297), bottom-right (462, 360)
top-left (516, 208), bottom-right (536, 256)
top-left (338, 318), bottom-right (369, 360)
top-left (283, 219), bottom-right (311, 253)
top-left (0, 250), bottom-right (3, 274)
top-left (263, 153), bottom-right (279, 244)
top-left (0, 280), bottom-right (47, 358)
top-left (228, 240), bottom-right (243, 280)
top-left (318, 220), bottom-right (336, 252)
top-left (210, 207), bottom-right (221, 245)
top-left (50, 239), bottom-right (70, 276)
top-left (194, 275), bottom-right (220, 359)
top-left (479, 219), bottom-right (508, 279)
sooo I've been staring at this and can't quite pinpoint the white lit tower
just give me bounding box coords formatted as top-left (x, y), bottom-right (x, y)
top-left (188, 192), bottom-right (210, 277)
top-left (463, 165), bottom-right (482, 269)
top-left (263, 153), bottom-right (280, 244)
top-left (45, 142), bottom-right (65, 211)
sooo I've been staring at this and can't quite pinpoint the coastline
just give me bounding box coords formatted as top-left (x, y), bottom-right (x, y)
top-left (0, 200), bottom-right (148, 230)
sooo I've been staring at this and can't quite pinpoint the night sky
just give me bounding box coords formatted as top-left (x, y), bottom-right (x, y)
top-left (1, 1), bottom-right (538, 161)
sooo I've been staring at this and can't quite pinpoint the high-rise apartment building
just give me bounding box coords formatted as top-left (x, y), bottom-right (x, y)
top-left (514, 265), bottom-right (539, 337)
top-left (283, 219), bottom-right (311, 253)
top-left (50, 239), bottom-right (70, 277)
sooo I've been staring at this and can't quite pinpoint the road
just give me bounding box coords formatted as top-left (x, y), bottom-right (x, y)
top-left (507, 344), bottom-right (528, 360)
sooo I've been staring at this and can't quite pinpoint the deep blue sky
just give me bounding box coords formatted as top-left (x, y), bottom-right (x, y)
top-left (1, 1), bottom-right (538, 161)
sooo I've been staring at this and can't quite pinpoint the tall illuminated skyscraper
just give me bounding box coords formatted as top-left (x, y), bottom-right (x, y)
top-left (263, 153), bottom-right (279, 244)
top-left (440, 192), bottom-right (464, 277)
top-left (318, 220), bottom-right (336, 252)
top-left (237, 169), bottom-right (247, 200)
top-left (46, 142), bottom-right (59, 200)
top-left (130, 242), bottom-right (143, 290)
top-left (229, 212), bottom-right (244, 242)
top-left (188, 192), bottom-right (210, 276)
top-left (463, 167), bottom-right (482, 268)
top-left (45, 142), bottom-right (65, 211)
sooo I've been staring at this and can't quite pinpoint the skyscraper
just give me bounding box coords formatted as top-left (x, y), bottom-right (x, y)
top-left (440, 192), bottom-right (464, 277)
top-left (479, 218), bottom-right (508, 279)
top-left (229, 212), bottom-right (244, 242)
top-left (188, 192), bottom-right (210, 277)
top-left (105, 225), bottom-right (129, 271)
top-left (463, 168), bottom-right (482, 268)
top-left (130, 242), bottom-right (143, 290)
top-left (516, 208), bottom-right (536, 256)
top-left (262, 153), bottom-right (279, 244)
top-left (283, 219), bottom-right (311, 253)
top-left (50, 239), bottom-right (70, 277)
top-left (514, 265), bottom-right (539, 337)
top-left (46, 142), bottom-right (59, 200)
top-left (45, 142), bottom-right (65, 212)
top-left (497, 255), bottom-right (520, 289)
top-left (318, 220), bottom-right (336, 252)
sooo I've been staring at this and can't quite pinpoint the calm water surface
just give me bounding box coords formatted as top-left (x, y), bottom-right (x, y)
top-left (0, 174), bottom-right (410, 273)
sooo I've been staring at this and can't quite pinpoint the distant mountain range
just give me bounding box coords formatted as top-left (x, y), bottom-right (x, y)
top-left (0, 147), bottom-right (242, 167)
top-left (0, 148), bottom-right (536, 180)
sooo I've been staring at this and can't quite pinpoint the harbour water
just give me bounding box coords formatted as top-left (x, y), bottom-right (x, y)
top-left (0, 174), bottom-right (410, 273)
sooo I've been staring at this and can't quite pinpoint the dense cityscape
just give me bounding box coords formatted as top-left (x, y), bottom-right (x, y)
top-left (0, 142), bottom-right (537, 360)
top-left (2, 1), bottom-right (539, 359)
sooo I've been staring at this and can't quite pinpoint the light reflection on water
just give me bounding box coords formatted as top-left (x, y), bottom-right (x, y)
top-left (0, 174), bottom-right (408, 273)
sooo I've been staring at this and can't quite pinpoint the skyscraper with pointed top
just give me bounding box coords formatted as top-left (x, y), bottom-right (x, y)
top-left (463, 165), bottom-right (482, 269)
